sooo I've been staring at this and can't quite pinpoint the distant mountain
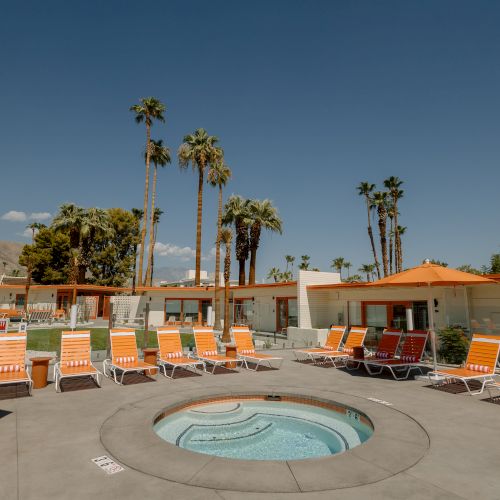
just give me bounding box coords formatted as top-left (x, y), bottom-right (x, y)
top-left (152, 266), bottom-right (189, 285)
top-left (0, 240), bottom-right (26, 275)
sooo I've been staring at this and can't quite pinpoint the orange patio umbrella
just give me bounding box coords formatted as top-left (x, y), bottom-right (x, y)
top-left (368, 260), bottom-right (497, 369)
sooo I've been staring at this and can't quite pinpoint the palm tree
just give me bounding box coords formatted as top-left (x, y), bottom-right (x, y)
top-left (357, 182), bottom-right (381, 279)
top-left (299, 255), bottom-right (310, 271)
top-left (207, 159), bottom-right (232, 330)
top-left (222, 195), bottom-right (251, 285)
top-left (144, 139), bottom-right (171, 286)
top-left (331, 257), bottom-right (345, 279)
top-left (267, 267), bottom-right (281, 283)
top-left (2, 261), bottom-right (6, 274)
top-left (343, 261), bottom-right (352, 278)
top-left (372, 191), bottom-right (389, 277)
top-left (384, 177), bottom-right (404, 272)
top-left (131, 208), bottom-right (143, 294)
top-left (285, 255), bottom-right (295, 276)
top-left (178, 129), bottom-right (220, 286)
top-left (150, 207), bottom-right (164, 283)
top-left (358, 263), bottom-right (375, 282)
top-left (220, 228), bottom-right (233, 342)
top-left (247, 200), bottom-right (282, 285)
top-left (397, 225), bottom-right (406, 268)
top-left (387, 201), bottom-right (396, 275)
top-left (23, 222), bottom-right (46, 312)
top-left (53, 204), bottom-right (113, 303)
top-left (130, 97), bottom-right (166, 287)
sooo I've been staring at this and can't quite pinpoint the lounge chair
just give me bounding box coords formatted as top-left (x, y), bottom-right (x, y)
top-left (157, 326), bottom-right (205, 378)
top-left (346, 329), bottom-right (402, 370)
top-left (103, 328), bottom-right (157, 385)
top-left (53, 330), bottom-right (101, 392)
top-left (363, 331), bottom-right (429, 380)
top-left (193, 327), bottom-right (244, 374)
top-left (0, 331), bottom-right (32, 395)
top-left (428, 334), bottom-right (500, 395)
top-left (294, 325), bottom-right (346, 362)
top-left (231, 326), bottom-right (283, 370)
top-left (320, 327), bottom-right (368, 367)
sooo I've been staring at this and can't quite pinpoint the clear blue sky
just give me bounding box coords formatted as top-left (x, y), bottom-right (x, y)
top-left (1, 0), bottom-right (499, 280)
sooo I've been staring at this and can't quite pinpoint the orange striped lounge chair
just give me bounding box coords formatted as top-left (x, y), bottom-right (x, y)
top-left (231, 326), bottom-right (283, 371)
top-left (320, 327), bottom-right (368, 367)
top-left (293, 326), bottom-right (346, 362)
top-left (103, 328), bottom-right (157, 385)
top-left (363, 330), bottom-right (429, 380)
top-left (429, 334), bottom-right (500, 395)
top-left (157, 327), bottom-right (205, 378)
top-left (53, 330), bottom-right (101, 392)
top-left (193, 327), bottom-right (244, 374)
top-left (346, 329), bottom-right (402, 370)
top-left (0, 331), bottom-right (32, 395)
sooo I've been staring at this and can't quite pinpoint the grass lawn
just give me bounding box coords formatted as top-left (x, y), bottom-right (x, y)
top-left (26, 328), bottom-right (195, 353)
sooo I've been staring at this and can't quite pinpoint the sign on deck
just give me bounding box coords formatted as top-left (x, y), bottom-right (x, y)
top-left (92, 455), bottom-right (124, 475)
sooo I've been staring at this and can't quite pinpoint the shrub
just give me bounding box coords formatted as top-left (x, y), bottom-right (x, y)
top-left (437, 327), bottom-right (469, 364)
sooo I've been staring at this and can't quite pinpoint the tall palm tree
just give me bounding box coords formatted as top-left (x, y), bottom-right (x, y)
top-left (131, 208), bottom-right (143, 295)
top-left (207, 159), bottom-right (232, 330)
top-left (387, 201), bottom-right (396, 275)
top-left (267, 267), bottom-right (281, 283)
top-left (178, 129), bottom-right (220, 286)
top-left (23, 222), bottom-right (46, 312)
top-left (384, 177), bottom-right (404, 272)
top-left (222, 195), bottom-right (251, 285)
top-left (130, 97), bottom-right (166, 287)
top-left (343, 261), bottom-right (352, 278)
top-left (331, 257), bottom-right (345, 279)
top-left (247, 200), bottom-right (282, 285)
top-left (144, 139), bottom-right (171, 286)
top-left (372, 191), bottom-right (389, 277)
top-left (220, 228), bottom-right (233, 342)
top-left (397, 225), bottom-right (406, 268)
top-left (285, 255), bottom-right (295, 276)
top-left (150, 207), bottom-right (164, 283)
top-left (358, 263), bottom-right (375, 282)
top-left (299, 255), bottom-right (310, 271)
top-left (357, 182), bottom-right (381, 279)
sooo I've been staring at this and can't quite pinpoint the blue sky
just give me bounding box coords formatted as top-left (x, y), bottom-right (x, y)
top-left (1, 1), bottom-right (499, 280)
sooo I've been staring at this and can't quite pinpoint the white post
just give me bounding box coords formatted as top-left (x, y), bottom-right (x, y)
top-left (405, 307), bottom-right (414, 331)
top-left (207, 306), bottom-right (213, 326)
top-left (70, 304), bottom-right (78, 331)
top-left (427, 285), bottom-right (438, 370)
top-left (463, 287), bottom-right (471, 334)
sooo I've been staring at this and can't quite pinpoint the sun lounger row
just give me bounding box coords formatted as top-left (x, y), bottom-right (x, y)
top-left (295, 326), bottom-right (430, 380)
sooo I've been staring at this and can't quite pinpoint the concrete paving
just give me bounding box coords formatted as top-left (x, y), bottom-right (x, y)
top-left (0, 350), bottom-right (499, 500)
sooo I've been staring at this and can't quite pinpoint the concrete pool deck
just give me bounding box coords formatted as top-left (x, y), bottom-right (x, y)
top-left (1, 350), bottom-right (499, 499)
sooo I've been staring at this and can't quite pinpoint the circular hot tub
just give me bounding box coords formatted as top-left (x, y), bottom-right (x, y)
top-left (153, 395), bottom-right (373, 460)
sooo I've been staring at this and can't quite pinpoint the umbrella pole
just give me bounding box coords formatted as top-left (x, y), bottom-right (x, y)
top-left (428, 284), bottom-right (438, 371)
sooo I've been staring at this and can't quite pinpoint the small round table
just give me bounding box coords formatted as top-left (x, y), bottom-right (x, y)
top-left (225, 344), bottom-right (238, 369)
top-left (30, 357), bottom-right (52, 389)
top-left (142, 348), bottom-right (159, 375)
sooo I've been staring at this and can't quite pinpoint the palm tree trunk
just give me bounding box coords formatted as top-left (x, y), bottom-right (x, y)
top-left (249, 248), bottom-right (257, 285)
top-left (366, 199), bottom-right (381, 279)
top-left (394, 201), bottom-right (401, 272)
top-left (132, 243), bottom-right (138, 295)
top-left (378, 210), bottom-right (389, 277)
top-left (195, 167), bottom-right (204, 286)
top-left (138, 122), bottom-right (151, 287)
top-left (214, 186), bottom-right (223, 331)
top-left (151, 221), bottom-right (158, 282)
top-left (144, 164), bottom-right (157, 286)
top-left (223, 279), bottom-right (231, 342)
top-left (389, 218), bottom-right (394, 275)
top-left (238, 259), bottom-right (246, 285)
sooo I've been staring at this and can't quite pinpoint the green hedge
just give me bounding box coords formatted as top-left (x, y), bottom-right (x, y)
top-left (437, 327), bottom-right (469, 364)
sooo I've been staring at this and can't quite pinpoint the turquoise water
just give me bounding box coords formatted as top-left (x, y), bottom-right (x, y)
top-left (153, 400), bottom-right (373, 460)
